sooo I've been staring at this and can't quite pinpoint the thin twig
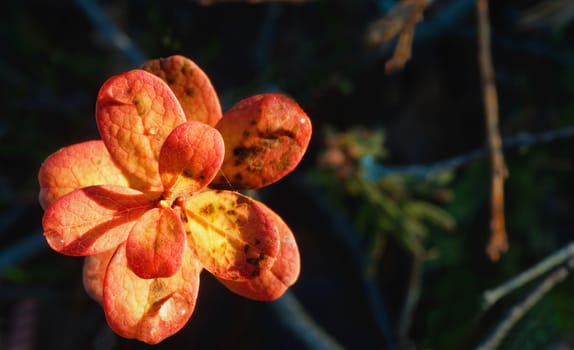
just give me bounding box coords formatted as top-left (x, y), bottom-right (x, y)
top-left (7, 298), bottom-right (38, 350)
top-left (294, 176), bottom-right (398, 350)
top-left (476, 0), bottom-right (508, 262)
top-left (482, 241), bottom-right (574, 310)
top-left (475, 260), bottom-right (572, 350)
top-left (198, 0), bottom-right (309, 5)
top-left (360, 126), bottom-right (574, 180)
top-left (271, 290), bottom-right (345, 350)
top-left (0, 231), bottom-right (46, 273)
top-left (74, 0), bottom-right (147, 66)
top-left (397, 256), bottom-right (424, 349)
top-left (250, 190), bottom-right (347, 349)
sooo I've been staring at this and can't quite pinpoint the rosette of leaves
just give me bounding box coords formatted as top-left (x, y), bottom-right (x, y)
top-left (38, 55), bottom-right (311, 344)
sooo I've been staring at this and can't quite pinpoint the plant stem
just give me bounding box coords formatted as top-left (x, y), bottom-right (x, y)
top-left (476, 0), bottom-right (508, 262)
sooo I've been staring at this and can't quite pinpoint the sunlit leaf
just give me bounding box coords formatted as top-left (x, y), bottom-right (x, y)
top-left (96, 69), bottom-right (186, 191)
top-left (38, 140), bottom-right (131, 210)
top-left (126, 207), bottom-right (186, 279)
top-left (211, 94), bottom-right (312, 189)
top-left (42, 185), bottom-right (152, 256)
top-left (159, 121), bottom-right (224, 196)
top-left (180, 190), bottom-right (280, 281)
top-left (83, 248), bottom-right (116, 304)
top-left (142, 55), bottom-right (222, 126)
top-left (103, 244), bottom-right (201, 345)
top-left (218, 205), bottom-right (300, 301)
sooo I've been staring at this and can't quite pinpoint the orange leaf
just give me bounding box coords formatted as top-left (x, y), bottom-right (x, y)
top-left (103, 244), bottom-right (201, 344)
top-left (83, 248), bottom-right (116, 304)
top-left (126, 207), bottom-right (186, 279)
top-left (142, 55), bottom-right (222, 126)
top-left (159, 121), bottom-right (224, 197)
top-left (218, 204), bottom-right (300, 301)
top-left (38, 140), bottom-right (130, 210)
top-left (42, 185), bottom-right (153, 256)
top-left (180, 190), bottom-right (280, 281)
top-left (96, 69), bottom-right (186, 191)
top-left (211, 94), bottom-right (312, 189)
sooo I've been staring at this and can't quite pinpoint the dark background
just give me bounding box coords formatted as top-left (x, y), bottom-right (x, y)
top-left (2, 0), bottom-right (574, 349)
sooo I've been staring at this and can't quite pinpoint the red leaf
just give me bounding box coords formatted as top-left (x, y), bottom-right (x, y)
top-left (83, 248), bottom-right (116, 304)
top-left (142, 55), bottom-right (222, 126)
top-left (158, 121), bottom-right (224, 197)
top-left (38, 140), bottom-right (131, 210)
top-left (180, 190), bottom-right (280, 281)
top-left (126, 207), bottom-right (186, 279)
top-left (96, 69), bottom-right (186, 191)
top-left (103, 244), bottom-right (201, 344)
top-left (218, 204), bottom-right (300, 301)
top-left (42, 185), bottom-right (153, 256)
top-left (211, 93), bottom-right (312, 189)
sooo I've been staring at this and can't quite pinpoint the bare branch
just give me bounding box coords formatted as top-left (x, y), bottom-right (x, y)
top-left (360, 126), bottom-right (574, 180)
top-left (476, 0), bottom-right (508, 261)
top-left (365, 0), bottom-right (431, 74)
top-left (476, 261), bottom-right (572, 350)
top-left (482, 241), bottom-right (574, 310)
top-left (271, 291), bottom-right (345, 350)
top-left (74, 0), bottom-right (147, 66)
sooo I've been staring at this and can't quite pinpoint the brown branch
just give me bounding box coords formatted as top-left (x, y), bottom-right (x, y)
top-left (365, 0), bottom-right (430, 74)
top-left (476, 0), bottom-right (508, 262)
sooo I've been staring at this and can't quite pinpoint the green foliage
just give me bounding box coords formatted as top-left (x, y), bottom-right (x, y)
top-left (307, 126), bottom-right (455, 269)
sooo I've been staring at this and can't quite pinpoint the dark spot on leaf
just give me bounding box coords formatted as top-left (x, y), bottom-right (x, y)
top-left (255, 239), bottom-right (261, 245)
top-left (133, 98), bottom-right (147, 116)
top-left (233, 146), bottom-right (264, 165)
top-left (246, 253), bottom-right (266, 277)
top-left (258, 128), bottom-right (297, 140)
top-left (243, 130), bottom-right (250, 138)
top-left (235, 196), bottom-right (249, 206)
top-left (167, 77), bottom-right (175, 84)
top-left (185, 87), bottom-right (194, 96)
top-left (227, 209), bottom-right (236, 216)
top-left (243, 245), bottom-right (250, 253)
top-left (182, 169), bottom-right (194, 178)
top-left (200, 203), bottom-right (214, 215)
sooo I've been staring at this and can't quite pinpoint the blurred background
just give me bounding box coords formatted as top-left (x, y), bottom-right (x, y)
top-left (2, 0), bottom-right (574, 348)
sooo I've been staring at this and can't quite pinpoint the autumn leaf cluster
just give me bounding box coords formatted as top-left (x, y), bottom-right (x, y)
top-left (38, 55), bottom-right (311, 344)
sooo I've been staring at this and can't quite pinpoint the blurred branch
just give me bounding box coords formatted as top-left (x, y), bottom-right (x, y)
top-left (0, 231), bottom-right (46, 273)
top-left (361, 126), bottom-right (574, 180)
top-left (519, 0), bottom-right (574, 30)
top-left (254, 3), bottom-right (281, 69)
top-left (476, 0), bottom-right (508, 262)
top-left (198, 0), bottom-right (309, 5)
top-left (271, 291), bottom-right (345, 350)
top-left (397, 256), bottom-right (424, 349)
top-left (482, 241), bottom-right (574, 310)
top-left (74, 0), bottom-right (147, 66)
top-left (7, 297), bottom-right (37, 350)
top-left (296, 176), bottom-right (398, 350)
top-left (366, 0), bottom-right (432, 73)
top-left (475, 259), bottom-right (573, 350)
